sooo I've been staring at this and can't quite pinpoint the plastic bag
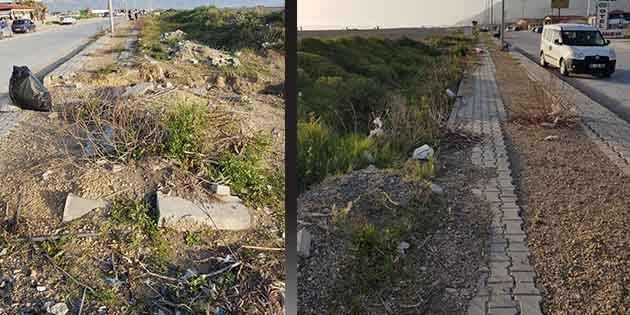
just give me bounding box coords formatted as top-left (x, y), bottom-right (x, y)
top-left (8, 66), bottom-right (52, 112)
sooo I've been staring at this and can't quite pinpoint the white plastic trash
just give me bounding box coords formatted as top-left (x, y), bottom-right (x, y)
top-left (412, 145), bottom-right (434, 161)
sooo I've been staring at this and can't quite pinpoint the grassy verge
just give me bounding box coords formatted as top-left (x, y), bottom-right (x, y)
top-left (297, 34), bottom-right (474, 192)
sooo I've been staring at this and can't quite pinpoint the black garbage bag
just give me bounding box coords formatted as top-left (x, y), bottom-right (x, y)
top-left (8, 66), bottom-right (52, 112)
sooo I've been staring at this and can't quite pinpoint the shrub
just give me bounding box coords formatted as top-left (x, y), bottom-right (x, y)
top-left (165, 104), bottom-right (210, 171)
top-left (297, 119), bottom-right (375, 191)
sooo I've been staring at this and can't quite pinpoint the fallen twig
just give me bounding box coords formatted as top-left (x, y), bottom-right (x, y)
top-left (43, 254), bottom-right (95, 293)
top-left (240, 245), bottom-right (284, 252)
top-left (78, 287), bottom-right (87, 315)
top-left (207, 262), bottom-right (241, 278)
top-left (18, 232), bottom-right (100, 242)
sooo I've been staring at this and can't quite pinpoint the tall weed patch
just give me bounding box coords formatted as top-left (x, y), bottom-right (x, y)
top-left (298, 35), bottom-right (472, 192)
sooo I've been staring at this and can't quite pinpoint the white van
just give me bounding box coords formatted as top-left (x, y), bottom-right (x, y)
top-left (540, 24), bottom-right (616, 77)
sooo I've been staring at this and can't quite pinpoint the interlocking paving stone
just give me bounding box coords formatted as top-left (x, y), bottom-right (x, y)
top-left (450, 46), bottom-right (543, 315)
top-left (511, 271), bottom-right (536, 283)
top-left (467, 297), bottom-right (488, 315)
top-left (488, 295), bottom-right (517, 308)
top-left (488, 308), bottom-right (518, 315)
top-left (515, 295), bottom-right (543, 315)
top-left (514, 282), bottom-right (541, 296)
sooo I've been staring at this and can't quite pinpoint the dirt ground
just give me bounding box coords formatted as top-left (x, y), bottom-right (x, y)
top-left (489, 39), bottom-right (630, 315)
top-left (297, 132), bottom-right (492, 314)
top-left (0, 20), bottom-right (285, 315)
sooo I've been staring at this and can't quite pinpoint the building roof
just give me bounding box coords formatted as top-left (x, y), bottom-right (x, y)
top-left (0, 4), bottom-right (33, 11)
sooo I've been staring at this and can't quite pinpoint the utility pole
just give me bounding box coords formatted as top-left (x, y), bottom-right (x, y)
top-left (501, 0), bottom-right (505, 48)
top-left (490, 0), bottom-right (494, 26)
top-left (108, 0), bottom-right (114, 36)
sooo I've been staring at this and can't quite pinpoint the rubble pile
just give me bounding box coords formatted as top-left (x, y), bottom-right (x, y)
top-left (159, 29), bottom-right (186, 43)
top-left (166, 38), bottom-right (241, 67)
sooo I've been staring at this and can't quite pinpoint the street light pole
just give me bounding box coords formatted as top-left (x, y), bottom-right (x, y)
top-left (501, 0), bottom-right (505, 48)
top-left (491, 0), bottom-right (494, 26)
top-left (108, 0), bottom-right (114, 36)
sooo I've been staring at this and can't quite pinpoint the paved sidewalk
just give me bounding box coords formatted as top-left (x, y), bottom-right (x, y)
top-left (509, 50), bottom-right (630, 175)
top-left (448, 46), bottom-right (544, 315)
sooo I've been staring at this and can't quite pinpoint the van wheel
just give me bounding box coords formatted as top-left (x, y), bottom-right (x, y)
top-left (540, 53), bottom-right (548, 68)
top-left (560, 59), bottom-right (569, 76)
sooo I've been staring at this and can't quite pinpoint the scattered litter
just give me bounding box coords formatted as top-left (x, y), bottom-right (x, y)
top-left (431, 183), bottom-right (444, 195)
top-left (160, 29), bottom-right (186, 43)
top-left (42, 170), bottom-right (54, 181)
top-left (210, 183), bottom-right (231, 196)
top-left (369, 116), bottom-right (384, 137)
top-left (544, 135), bottom-right (559, 141)
top-left (412, 145), bottom-right (434, 161)
top-left (181, 268), bottom-right (198, 281)
top-left (9, 65), bottom-right (53, 112)
top-left (47, 302), bottom-right (69, 315)
top-left (541, 117), bottom-right (560, 128)
top-left (446, 88), bottom-right (456, 99)
top-left (36, 286), bottom-right (46, 292)
top-left (297, 228), bottom-right (312, 257)
top-left (398, 241), bottom-right (410, 255)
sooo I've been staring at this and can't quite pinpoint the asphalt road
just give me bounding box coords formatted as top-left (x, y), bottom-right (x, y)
top-left (0, 18), bottom-right (115, 97)
top-left (505, 31), bottom-right (630, 121)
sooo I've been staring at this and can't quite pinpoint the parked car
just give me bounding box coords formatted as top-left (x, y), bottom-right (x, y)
top-left (0, 20), bottom-right (12, 39)
top-left (59, 16), bottom-right (76, 25)
top-left (11, 19), bottom-right (36, 33)
top-left (540, 24), bottom-right (616, 77)
top-left (532, 26), bottom-right (543, 33)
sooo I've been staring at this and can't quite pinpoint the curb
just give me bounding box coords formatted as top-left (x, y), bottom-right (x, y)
top-left (43, 21), bottom-right (133, 86)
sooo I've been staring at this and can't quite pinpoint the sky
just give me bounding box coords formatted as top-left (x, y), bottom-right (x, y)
top-left (298, 0), bottom-right (485, 29)
top-left (43, 0), bottom-right (283, 11)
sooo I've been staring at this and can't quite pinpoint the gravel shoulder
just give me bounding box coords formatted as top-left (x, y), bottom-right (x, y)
top-left (489, 40), bottom-right (630, 315)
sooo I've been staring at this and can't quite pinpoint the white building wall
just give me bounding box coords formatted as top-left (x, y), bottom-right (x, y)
top-left (483, 0), bottom-right (630, 23)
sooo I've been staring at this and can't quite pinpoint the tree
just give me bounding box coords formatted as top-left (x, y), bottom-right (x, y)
top-left (20, 0), bottom-right (47, 22)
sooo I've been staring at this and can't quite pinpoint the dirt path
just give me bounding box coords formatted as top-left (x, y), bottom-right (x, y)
top-left (489, 39), bottom-right (630, 315)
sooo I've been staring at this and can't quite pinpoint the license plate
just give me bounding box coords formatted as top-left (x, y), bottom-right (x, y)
top-left (590, 64), bottom-right (605, 69)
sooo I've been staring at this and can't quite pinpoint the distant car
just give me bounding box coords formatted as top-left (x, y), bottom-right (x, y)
top-left (532, 26), bottom-right (543, 33)
top-left (59, 16), bottom-right (76, 25)
top-left (11, 19), bottom-right (36, 33)
top-left (0, 20), bottom-right (12, 38)
top-left (480, 26), bottom-right (489, 32)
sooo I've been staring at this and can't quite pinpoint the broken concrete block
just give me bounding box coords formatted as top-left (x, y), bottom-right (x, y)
top-left (63, 193), bottom-right (109, 222)
top-left (156, 192), bottom-right (252, 232)
top-left (297, 228), bottom-right (312, 257)
top-left (210, 183), bottom-right (231, 196)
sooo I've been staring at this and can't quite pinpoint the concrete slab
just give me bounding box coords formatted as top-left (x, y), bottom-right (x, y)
top-left (63, 193), bottom-right (109, 222)
top-left (156, 192), bottom-right (252, 231)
